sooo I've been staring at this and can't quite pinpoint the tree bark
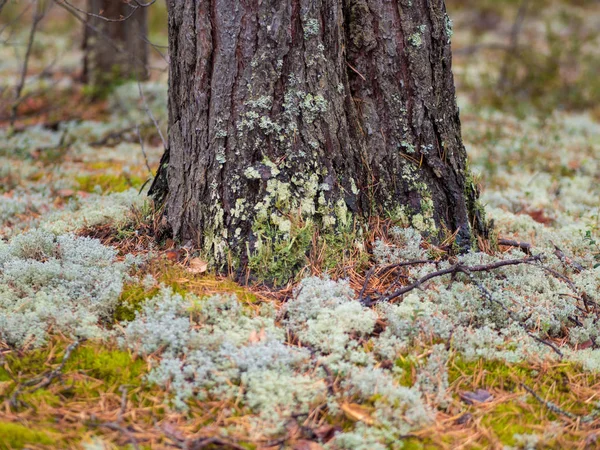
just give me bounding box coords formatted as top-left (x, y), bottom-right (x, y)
top-left (83, 0), bottom-right (149, 86)
top-left (152, 0), bottom-right (487, 277)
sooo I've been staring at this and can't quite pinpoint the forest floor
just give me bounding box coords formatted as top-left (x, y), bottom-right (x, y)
top-left (2, 1), bottom-right (600, 449)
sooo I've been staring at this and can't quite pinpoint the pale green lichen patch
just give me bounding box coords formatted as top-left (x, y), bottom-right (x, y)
top-left (242, 162), bottom-right (364, 283)
top-left (401, 140), bottom-right (416, 154)
top-left (215, 148), bottom-right (226, 164)
top-left (409, 25), bottom-right (427, 47)
top-left (243, 167), bottom-right (261, 180)
top-left (262, 157), bottom-right (281, 176)
top-left (303, 18), bottom-right (320, 39)
top-left (398, 164), bottom-right (438, 234)
top-left (444, 14), bottom-right (454, 43)
top-left (245, 95), bottom-right (273, 110)
top-left (300, 93), bottom-right (328, 123)
top-left (258, 115), bottom-right (282, 135)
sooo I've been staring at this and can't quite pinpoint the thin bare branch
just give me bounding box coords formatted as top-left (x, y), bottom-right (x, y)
top-left (53, 0), bottom-right (161, 73)
top-left (26, 339), bottom-right (81, 391)
top-left (137, 125), bottom-right (154, 176)
top-left (369, 254), bottom-right (543, 305)
top-left (522, 383), bottom-right (599, 423)
top-left (58, 0), bottom-right (156, 22)
top-left (497, 0), bottom-right (530, 91)
top-left (10, 0), bottom-right (46, 127)
top-left (359, 259), bottom-right (433, 303)
top-left (138, 81), bottom-right (167, 151)
top-left (498, 238), bottom-right (531, 254)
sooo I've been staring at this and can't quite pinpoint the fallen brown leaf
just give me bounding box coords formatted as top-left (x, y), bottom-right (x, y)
top-left (56, 189), bottom-right (75, 198)
top-left (313, 424), bottom-right (338, 442)
top-left (188, 257), bottom-right (208, 274)
top-left (524, 209), bottom-right (553, 225)
top-left (248, 328), bottom-right (266, 344)
top-left (164, 250), bottom-right (180, 261)
top-left (341, 402), bottom-right (375, 425)
top-left (577, 340), bottom-right (594, 350)
top-left (459, 389), bottom-right (493, 405)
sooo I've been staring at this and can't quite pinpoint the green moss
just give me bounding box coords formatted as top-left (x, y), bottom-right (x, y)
top-left (246, 207), bottom-right (371, 285)
top-left (86, 161), bottom-right (115, 170)
top-left (21, 389), bottom-right (61, 408)
top-left (212, 279), bottom-right (260, 304)
top-left (76, 173), bottom-right (143, 193)
top-left (150, 260), bottom-right (260, 304)
top-left (115, 283), bottom-right (160, 322)
top-left (482, 401), bottom-right (543, 446)
top-left (395, 356), bottom-right (417, 387)
top-left (2, 347), bottom-right (53, 377)
top-left (321, 223), bottom-right (369, 272)
top-left (0, 422), bottom-right (56, 449)
top-left (402, 439), bottom-right (429, 450)
top-left (64, 345), bottom-right (146, 387)
top-left (0, 344), bottom-right (149, 447)
top-left (448, 357), bottom-right (598, 446)
top-left (249, 217), bottom-right (314, 286)
top-left (449, 358), bottom-right (535, 390)
top-left (0, 367), bottom-right (10, 382)
top-left (448, 359), bottom-right (542, 445)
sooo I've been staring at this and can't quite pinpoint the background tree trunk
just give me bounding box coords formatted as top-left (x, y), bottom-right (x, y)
top-left (83, 0), bottom-right (148, 86)
top-left (152, 0), bottom-right (487, 277)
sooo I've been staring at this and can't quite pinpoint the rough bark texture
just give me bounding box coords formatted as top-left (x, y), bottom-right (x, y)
top-left (83, 0), bottom-right (149, 85)
top-left (152, 0), bottom-right (486, 273)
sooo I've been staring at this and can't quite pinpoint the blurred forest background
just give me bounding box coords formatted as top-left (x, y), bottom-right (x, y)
top-left (2, 0), bottom-right (600, 125)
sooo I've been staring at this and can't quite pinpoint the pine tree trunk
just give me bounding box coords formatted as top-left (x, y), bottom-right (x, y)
top-left (152, 0), bottom-right (486, 278)
top-left (83, 0), bottom-right (149, 86)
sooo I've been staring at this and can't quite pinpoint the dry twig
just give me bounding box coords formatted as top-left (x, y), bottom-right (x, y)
top-left (367, 254), bottom-right (543, 305)
top-left (10, 0), bottom-right (45, 127)
top-left (8, 339), bottom-right (82, 408)
top-left (522, 383), bottom-right (599, 423)
top-left (498, 238), bottom-right (531, 254)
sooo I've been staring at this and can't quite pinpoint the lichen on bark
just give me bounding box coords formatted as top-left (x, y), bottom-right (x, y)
top-left (151, 0), bottom-right (487, 282)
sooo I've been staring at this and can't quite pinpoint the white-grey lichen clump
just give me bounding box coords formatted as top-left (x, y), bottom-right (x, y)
top-left (40, 189), bottom-right (146, 235)
top-left (116, 229), bottom-right (600, 444)
top-left (0, 230), bottom-right (133, 348)
top-left (373, 226), bottom-right (426, 263)
top-left (120, 278), bottom-right (434, 442)
top-left (120, 287), bottom-right (320, 428)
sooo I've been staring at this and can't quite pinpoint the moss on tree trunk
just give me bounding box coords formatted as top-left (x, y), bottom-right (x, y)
top-left (151, 0), bottom-right (487, 281)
